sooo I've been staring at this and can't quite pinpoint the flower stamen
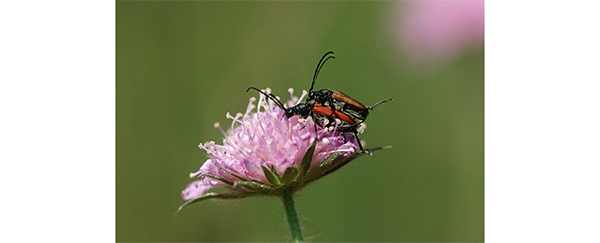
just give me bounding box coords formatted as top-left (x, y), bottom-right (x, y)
top-left (214, 122), bottom-right (227, 137)
top-left (243, 97), bottom-right (256, 119)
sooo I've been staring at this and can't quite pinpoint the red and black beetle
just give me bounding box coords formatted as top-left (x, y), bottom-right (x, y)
top-left (246, 51), bottom-right (392, 150)
top-left (246, 87), bottom-right (367, 150)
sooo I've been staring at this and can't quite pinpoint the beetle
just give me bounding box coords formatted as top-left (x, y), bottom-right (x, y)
top-left (246, 87), bottom-right (366, 150)
top-left (246, 51), bottom-right (392, 150)
top-left (305, 51), bottom-right (393, 125)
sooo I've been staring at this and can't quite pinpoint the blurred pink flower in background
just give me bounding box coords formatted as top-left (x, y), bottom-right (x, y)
top-left (395, 0), bottom-right (484, 63)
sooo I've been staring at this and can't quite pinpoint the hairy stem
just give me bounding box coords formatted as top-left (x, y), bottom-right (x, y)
top-left (282, 189), bottom-right (303, 243)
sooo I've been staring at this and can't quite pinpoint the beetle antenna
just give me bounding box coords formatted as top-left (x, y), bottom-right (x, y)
top-left (246, 87), bottom-right (286, 109)
top-left (309, 51), bottom-right (335, 93)
top-left (366, 98), bottom-right (393, 110)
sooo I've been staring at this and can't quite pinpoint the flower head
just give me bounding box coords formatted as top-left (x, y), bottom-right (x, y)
top-left (180, 88), bottom-right (378, 209)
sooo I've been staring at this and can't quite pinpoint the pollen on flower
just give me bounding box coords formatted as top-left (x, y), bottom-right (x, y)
top-left (181, 87), bottom-right (363, 201)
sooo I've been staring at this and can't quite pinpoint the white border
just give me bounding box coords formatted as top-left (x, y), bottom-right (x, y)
top-left (486, 1), bottom-right (600, 242)
top-left (1, 1), bottom-right (115, 242)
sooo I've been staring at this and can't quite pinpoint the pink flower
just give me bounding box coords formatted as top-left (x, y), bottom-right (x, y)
top-left (180, 88), bottom-right (371, 206)
top-left (395, 0), bottom-right (484, 63)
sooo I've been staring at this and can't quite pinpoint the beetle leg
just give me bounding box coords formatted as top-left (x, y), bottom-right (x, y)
top-left (353, 131), bottom-right (364, 151)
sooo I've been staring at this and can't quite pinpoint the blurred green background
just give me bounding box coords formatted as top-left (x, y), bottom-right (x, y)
top-left (117, 1), bottom-right (483, 242)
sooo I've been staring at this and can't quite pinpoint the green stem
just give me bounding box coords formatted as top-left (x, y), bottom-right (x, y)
top-left (282, 189), bottom-right (303, 243)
